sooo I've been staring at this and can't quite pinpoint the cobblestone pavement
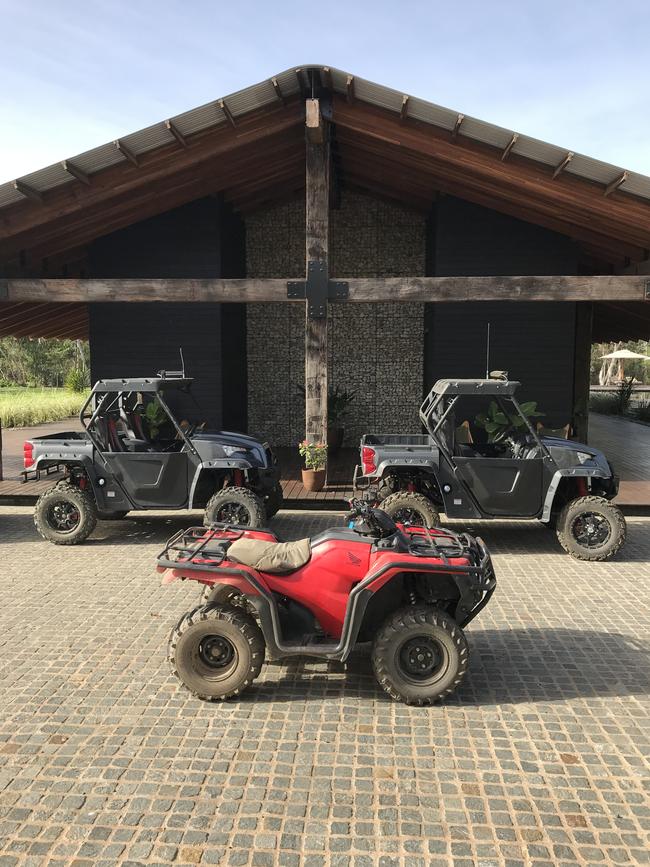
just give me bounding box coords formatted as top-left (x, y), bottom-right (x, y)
top-left (0, 506), bottom-right (648, 867)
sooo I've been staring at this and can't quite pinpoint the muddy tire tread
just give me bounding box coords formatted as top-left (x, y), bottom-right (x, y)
top-left (378, 491), bottom-right (441, 528)
top-left (168, 603), bottom-right (264, 701)
top-left (372, 604), bottom-right (468, 706)
top-left (204, 486), bottom-right (266, 528)
top-left (556, 495), bottom-right (626, 561)
top-left (34, 481), bottom-right (98, 545)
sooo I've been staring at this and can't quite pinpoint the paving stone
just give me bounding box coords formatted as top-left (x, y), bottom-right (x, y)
top-left (0, 506), bottom-right (648, 866)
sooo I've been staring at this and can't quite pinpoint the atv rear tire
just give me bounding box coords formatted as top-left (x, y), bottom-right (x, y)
top-left (204, 487), bottom-right (266, 528)
top-left (378, 491), bottom-right (440, 528)
top-left (199, 584), bottom-right (253, 614)
top-left (372, 605), bottom-right (469, 705)
top-left (34, 482), bottom-right (98, 545)
top-left (556, 495), bottom-right (626, 561)
top-left (168, 604), bottom-right (265, 701)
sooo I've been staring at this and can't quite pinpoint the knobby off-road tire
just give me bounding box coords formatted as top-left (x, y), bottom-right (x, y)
top-left (168, 604), bottom-right (265, 701)
top-left (372, 605), bottom-right (469, 705)
top-left (199, 584), bottom-right (254, 615)
top-left (34, 481), bottom-right (98, 545)
top-left (379, 491), bottom-right (441, 528)
top-left (204, 487), bottom-right (266, 528)
top-left (556, 495), bottom-right (626, 561)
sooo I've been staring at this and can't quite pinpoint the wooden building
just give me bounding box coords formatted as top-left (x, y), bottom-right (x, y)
top-left (1, 66), bottom-right (649, 446)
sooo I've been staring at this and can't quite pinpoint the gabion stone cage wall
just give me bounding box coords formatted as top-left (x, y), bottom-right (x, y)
top-left (246, 191), bottom-right (425, 446)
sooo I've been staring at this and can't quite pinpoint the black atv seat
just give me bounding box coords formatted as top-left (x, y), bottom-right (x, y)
top-left (227, 537), bottom-right (311, 573)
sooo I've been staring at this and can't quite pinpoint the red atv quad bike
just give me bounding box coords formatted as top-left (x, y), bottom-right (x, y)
top-left (157, 500), bottom-right (496, 705)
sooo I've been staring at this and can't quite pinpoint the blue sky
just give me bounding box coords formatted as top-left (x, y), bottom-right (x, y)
top-left (1, 0), bottom-right (650, 180)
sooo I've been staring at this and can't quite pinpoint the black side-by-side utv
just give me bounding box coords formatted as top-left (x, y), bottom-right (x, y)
top-left (24, 373), bottom-right (283, 544)
top-left (355, 374), bottom-right (626, 561)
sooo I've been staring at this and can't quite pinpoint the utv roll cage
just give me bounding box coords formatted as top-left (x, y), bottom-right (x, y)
top-left (419, 377), bottom-right (551, 461)
top-left (80, 373), bottom-right (199, 459)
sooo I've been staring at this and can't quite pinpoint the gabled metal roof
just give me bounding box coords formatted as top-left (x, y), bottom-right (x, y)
top-left (1, 65), bottom-right (648, 209)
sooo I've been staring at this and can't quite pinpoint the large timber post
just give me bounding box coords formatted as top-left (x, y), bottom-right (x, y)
top-left (304, 98), bottom-right (329, 448)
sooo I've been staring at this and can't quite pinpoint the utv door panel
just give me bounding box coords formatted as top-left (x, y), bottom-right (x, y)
top-left (104, 452), bottom-right (189, 508)
top-left (453, 457), bottom-right (543, 516)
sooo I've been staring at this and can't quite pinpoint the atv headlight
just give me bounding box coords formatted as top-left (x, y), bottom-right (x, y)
top-left (576, 451), bottom-right (594, 464)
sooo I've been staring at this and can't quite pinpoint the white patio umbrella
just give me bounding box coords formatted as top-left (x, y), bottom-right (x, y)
top-left (600, 348), bottom-right (650, 381)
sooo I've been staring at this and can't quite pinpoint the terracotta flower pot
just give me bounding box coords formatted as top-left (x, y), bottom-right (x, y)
top-left (302, 468), bottom-right (326, 492)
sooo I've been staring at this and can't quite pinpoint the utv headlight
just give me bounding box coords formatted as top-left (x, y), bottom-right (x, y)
top-left (576, 451), bottom-right (594, 464)
top-left (222, 445), bottom-right (248, 457)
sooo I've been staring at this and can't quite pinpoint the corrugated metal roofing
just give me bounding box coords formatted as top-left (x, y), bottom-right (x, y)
top-left (2, 64), bottom-right (649, 209)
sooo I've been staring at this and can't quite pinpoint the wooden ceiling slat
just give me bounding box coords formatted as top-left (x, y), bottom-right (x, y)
top-left (6, 136), bottom-right (305, 261)
top-left (2, 90), bottom-right (649, 272)
top-left (339, 137), bottom-right (646, 259)
top-left (336, 129), bottom-right (648, 250)
top-left (0, 100), bottom-right (305, 252)
top-left (332, 97), bottom-right (650, 249)
top-left (0, 302), bottom-right (88, 339)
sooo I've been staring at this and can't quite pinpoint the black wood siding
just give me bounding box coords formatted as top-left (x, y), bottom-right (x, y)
top-left (88, 302), bottom-right (223, 425)
top-left (88, 198), bottom-right (247, 429)
top-left (425, 197), bottom-right (580, 427)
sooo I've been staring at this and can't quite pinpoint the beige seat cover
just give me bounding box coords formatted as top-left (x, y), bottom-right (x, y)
top-left (228, 537), bottom-right (311, 573)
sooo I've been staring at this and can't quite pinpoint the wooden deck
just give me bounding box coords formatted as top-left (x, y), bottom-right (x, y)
top-left (588, 413), bottom-right (650, 508)
top-left (1, 420), bottom-right (648, 509)
top-left (277, 447), bottom-right (356, 506)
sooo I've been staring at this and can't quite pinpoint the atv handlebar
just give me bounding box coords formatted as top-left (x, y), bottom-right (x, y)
top-left (346, 498), bottom-right (398, 539)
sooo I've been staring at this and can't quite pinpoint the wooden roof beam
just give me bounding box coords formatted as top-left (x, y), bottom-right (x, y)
top-left (219, 99), bottom-right (236, 128)
top-left (4, 276), bottom-right (648, 304)
top-left (114, 139), bottom-right (139, 167)
top-left (165, 119), bottom-right (187, 148)
top-left (501, 133), bottom-right (519, 162)
top-left (322, 67), bottom-right (333, 92)
top-left (346, 75), bottom-right (355, 103)
top-left (605, 171), bottom-right (628, 197)
top-left (400, 95), bottom-right (409, 122)
top-left (452, 113), bottom-right (464, 140)
top-left (61, 160), bottom-right (90, 186)
top-left (295, 68), bottom-right (309, 98)
top-left (13, 180), bottom-right (43, 203)
top-left (306, 99), bottom-right (324, 144)
top-left (271, 76), bottom-right (286, 105)
top-left (553, 151), bottom-right (574, 179)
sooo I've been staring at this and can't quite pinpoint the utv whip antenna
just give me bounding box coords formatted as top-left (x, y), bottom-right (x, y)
top-left (485, 323), bottom-right (491, 379)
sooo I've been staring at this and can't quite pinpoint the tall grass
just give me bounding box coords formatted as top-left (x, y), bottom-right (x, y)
top-left (0, 388), bottom-right (88, 428)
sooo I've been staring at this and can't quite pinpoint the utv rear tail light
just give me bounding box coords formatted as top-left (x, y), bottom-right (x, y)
top-left (362, 446), bottom-right (377, 475)
top-left (23, 442), bottom-right (34, 468)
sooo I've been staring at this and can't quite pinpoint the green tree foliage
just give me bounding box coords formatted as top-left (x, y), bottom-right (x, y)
top-left (0, 337), bottom-right (89, 388)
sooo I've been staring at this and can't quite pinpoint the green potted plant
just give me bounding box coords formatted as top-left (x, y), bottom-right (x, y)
top-left (298, 440), bottom-right (327, 492)
top-left (475, 399), bottom-right (543, 442)
top-left (327, 386), bottom-right (356, 453)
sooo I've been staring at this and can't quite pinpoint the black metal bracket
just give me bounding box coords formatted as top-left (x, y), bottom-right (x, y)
top-left (288, 261), bottom-right (348, 318)
top-left (0, 280), bottom-right (7, 300)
